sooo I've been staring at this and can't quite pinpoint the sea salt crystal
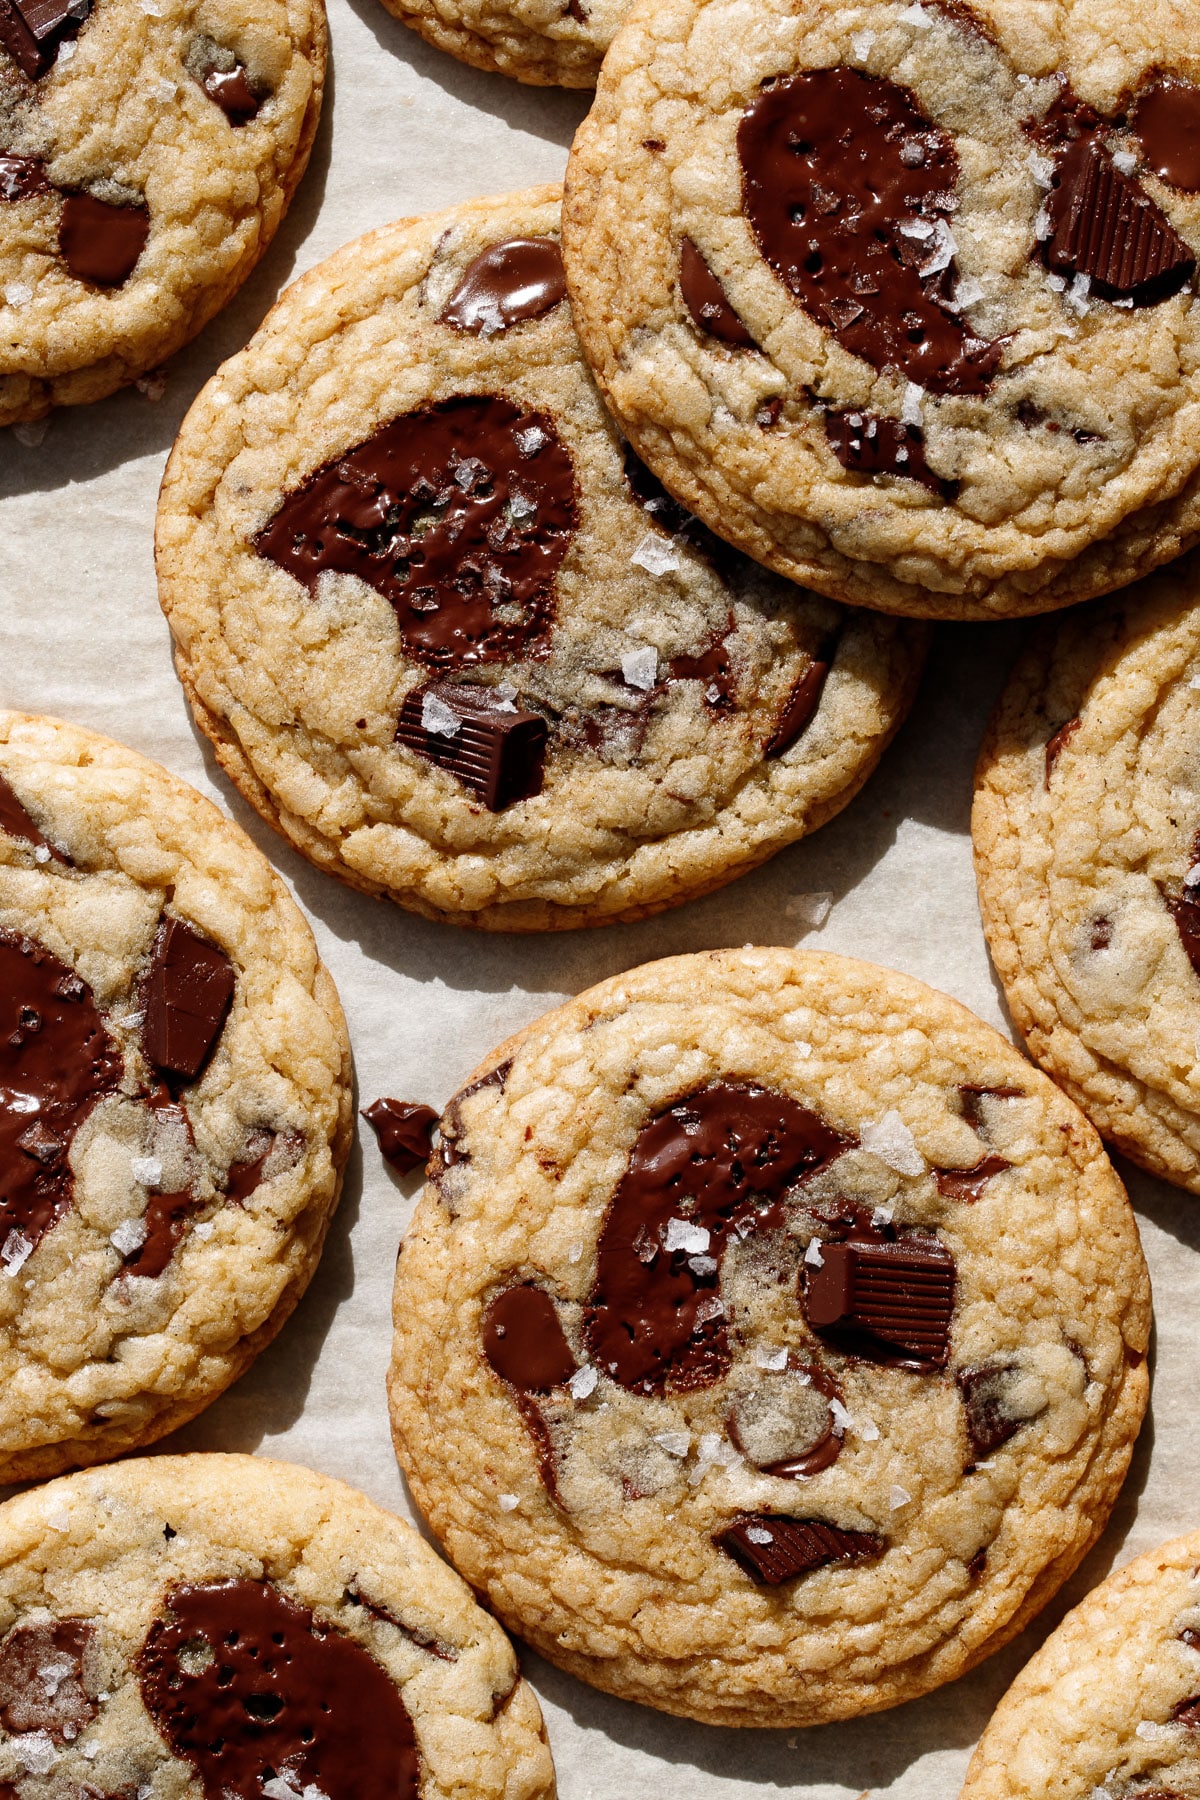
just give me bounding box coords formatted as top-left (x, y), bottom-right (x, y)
top-left (1112, 148), bottom-right (1138, 174)
top-left (755, 1345), bottom-right (788, 1371)
top-left (568, 1364), bottom-right (598, 1401)
top-left (745, 1525), bottom-right (774, 1545)
top-left (630, 532), bottom-right (680, 576)
top-left (136, 368), bottom-right (167, 401)
top-left (4, 1093), bottom-right (38, 1115)
top-left (1046, 271), bottom-right (1067, 291)
top-left (2, 1231), bottom-right (33, 1275)
top-left (1135, 1720), bottom-right (1175, 1742)
top-left (829, 1398), bottom-right (854, 1436)
top-left (861, 1110), bottom-right (925, 1175)
top-left (138, 0), bottom-right (162, 13)
top-left (897, 2), bottom-right (932, 23)
top-left (688, 1432), bottom-right (741, 1484)
top-left (507, 491), bottom-right (536, 521)
top-left (688, 1254), bottom-right (718, 1276)
top-left (694, 1295), bottom-right (725, 1324)
top-left (622, 646), bottom-right (659, 691)
top-left (497, 1493), bottom-right (520, 1512)
top-left (664, 1218), bottom-right (710, 1254)
top-left (4, 283), bottom-right (32, 309)
top-left (857, 1416), bottom-right (881, 1441)
top-left (1027, 150), bottom-right (1055, 188)
top-left (1034, 202), bottom-right (1053, 242)
top-left (515, 425), bottom-right (547, 456)
top-left (80, 1742), bottom-right (98, 1761)
top-left (889, 1485), bottom-right (913, 1509)
top-left (131, 1156), bottom-right (162, 1187)
top-left (899, 219), bottom-right (934, 240)
top-left (954, 276), bottom-right (984, 308)
top-left (567, 1240), bottom-right (583, 1263)
top-left (41, 1498), bottom-right (71, 1531)
top-left (55, 39), bottom-right (75, 62)
top-left (871, 1204), bottom-right (894, 1227)
top-left (33, 844), bottom-right (51, 863)
top-left (653, 1431), bottom-right (690, 1457)
top-left (14, 1732), bottom-right (57, 1775)
top-left (921, 219), bottom-right (957, 276)
top-left (154, 76), bottom-right (176, 100)
top-left (13, 419), bottom-right (47, 447)
top-left (421, 693), bottom-right (461, 737)
top-left (494, 681), bottom-right (518, 713)
top-left (900, 382), bottom-right (924, 426)
top-left (787, 891), bottom-right (832, 930)
top-left (38, 1654), bottom-right (75, 1698)
top-left (804, 1238), bottom-right (824, 1267)
top-left (849, 28), bottom-right (875, 59)
top-left (110, 1217), bottom-right (148, 1256)
top-left (193, 1220), bottom-right (215, 1240)
top-left (1068, 271), bottom-right (1092, 312)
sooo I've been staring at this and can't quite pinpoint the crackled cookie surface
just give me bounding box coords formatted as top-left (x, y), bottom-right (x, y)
top-left (374, 0), bottom-right (624, 89)
top-left (975, 556), bottom-right (1200, 1194)
top-left (0, 0), bottom-right (325, 426)
top-left (0, 711), bottom-right (351, 1480)
top-left (962, 1531), bottom-right (1200, 1800)
top-left (562, 0), bottom-right (1200, 618)
top-left (0, 1454), bottom-right (555, 1800)
top-left (388, 948), bottom-right (1150, 1725)
top-left (156, 188), bottom-right (926, 932)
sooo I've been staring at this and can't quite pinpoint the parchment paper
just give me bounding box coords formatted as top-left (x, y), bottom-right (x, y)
top-left (2, 6), bottom-right (1197, 1790)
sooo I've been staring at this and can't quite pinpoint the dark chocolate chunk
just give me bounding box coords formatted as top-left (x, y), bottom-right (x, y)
top-left (482, 1283), bottom-right (576, 1391)
top-left (59, 193), bottom-right (150, 287)
top-left (1043, 138), bottom-right (1195, 303)
top-left (120, 1189), bottom-right (199, 1280)
top-left (362, 1098), bottom-right (439, 1174)
top-left (1023, 77), bottom-right (1101, 149)
top-left (957, 1362), bottom-right (1035, 1462)
top-left (1170, 884), bottom-right (1200, 976)
top-left (200, 62), bottom-right (260, 124)
top-left (738, 68), bottom-right (1001, 393)
top-left (765, 655), bottom-right (832, 758)
top-left (396, 683), bottom-right (547, 811)
top-left (0, 928), bottom-right (122, 1264)
top-left (141, 917), bottom-right (235, 1082)
top-left (224, 1129), bottom-right (275, 1205)
top-left (803, 1232), bottom-right (955, 1370)
top-left (138, 1581), bottom-right (419, 1800)
top-left (667, 620), bottom-right (738, 709)
top-left (679, 237), bottom-right (757, 348)
top-left (584, 1082), bottom-right (850, 1395)
top-left (824, 408), bottom-right (955, 498)
top-left (1132, 78), bottom-right (1200, 193)
top-left (1044, 714), bottom-right (1080, 784)
top-left (958, 1084), bottom-right (1023, 1131)
top-left (0, 0), bottom-right (90, 79)
top-left (434, 1060), bottom-right (510, 1180)
top-left (343, 1586), bottom-right (456, 1662)
top-left (1173, 1693), bottom-right (1200, 1727)
top-left (622, 446), bottom-right (741, 581)
top-left (715, 1514), bottom-right (884, 1585)
top-left (0, 769), bottom-right (65, 857)
top-left (440, 237), bottom-right (566, 334)
top-left (0, 152), bottom-right (50, 202)
top-left (0, 1619), bottom-right (95, 1741)
top-left (255, 396), bottom-right (577, 670)
top-left (934, 1154), bottom-right (1010, 1202)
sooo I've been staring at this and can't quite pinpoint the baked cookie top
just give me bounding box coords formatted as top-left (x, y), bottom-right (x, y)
top-left (374, 0), bottom-right (625, 89)
top-left (974, 556), bottom-right (1200, 1194)
top-left (0, 1453), bottom-right (555, 1800)
top-left (388, 947), bottom-right (1150, 1727)
top-left (0, 711), bottom-right (351, 1482)
top-left (562, 0), bottom-right (1200, 618)
top-left (962, 1531), bottom-right (1200, 1800)
top-left (156, 187), bottom-right (927, 932)
top-left (0, 0), bottom-right (326, 426)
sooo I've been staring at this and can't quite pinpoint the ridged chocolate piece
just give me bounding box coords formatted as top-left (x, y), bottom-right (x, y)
top-left (824, 409), bottom-right (954, 498)
top-left (934, 1154), bottom-right (1009, 1202)
top-left (440, 236), bottom-right (566, 334)
top-left (362, 1098), bottom-right (438, 1174)
top-left (803, 1233), bottom-right (955, 1369)
top-left (0, 768), bottom-right (65, 857)
top-left (141, 917), bottom-right (235, 1082)
top-left (0, 152), bottom-right (50, 202)
top-left (0, 0), bottom-right (89, 79)
top-left (201, 62), bottom-right (260, 124)
top-left (679, 237), bottom-right (757, 348)
top-left (59, 192), bottom-right (150, 287)
top-left (715, 1514), bottom-right (884, 1585)
top-left (1044, 139), bottom-right (1195, 302)
top-left (396, 683), bottom-right (547, 811)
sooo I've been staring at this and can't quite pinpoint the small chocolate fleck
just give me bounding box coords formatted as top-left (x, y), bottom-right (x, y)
top-left (1132, 78), bottom-right (1200, 193)
top-left (934, 1154), bottom-right (1010, 1202)
top-left (59, 192), bottom-right (150, 287)
top-left (642, 138), bottom-right (665, 152)
top-left (0, 1619), bottom-right (95, 1742)
top-left (141, 917), bottom-right (235, 1083)
top-left (803, 1231), bottom-right (956, 1370)
top-left (1089, 915), bottom-right (1112, 951)
top-left (362, 1098), bottom-right (438, 1174)
top-left (715, 1514), bottom-right (883, 1585)
top-left (440, 237), bottom-right (566, 334)
top-left (0, 768), bottom-right (65, 858)
top-left (482, 1284), bottom-right (576, 1392)
top-left (0, 151), bottom-right (50, 201)
top-left (1044, 714), bottom-right (1080, 784)
top-left (201, 62), bottom-right (260, 124)
top-left (396, 683), bottom-right (547, 811)
top-left (679, 237), bottom-right (757, 348)
top-left (966, 1545), bottom-right (988, 1580)
top-left (824, 409), bottom-right (956, 499)
top-left (0, 0), bottom-right (91, 80)
top-left (1043, 138), bottom-right (1195, 303)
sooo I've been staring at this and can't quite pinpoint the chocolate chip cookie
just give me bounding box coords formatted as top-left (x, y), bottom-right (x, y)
top-left (961, 1531), bottom-right (1200, 1800)
top-left (562, 0), bottom-right (1200, 618)
top-left (975, 556), bottom-right (1200, 1194)
top-left (388, 947), bottom-right (1150, 1725)
top-left (0, 1453), bottom-right (555, 1800)
top-left (0, 710), bottom-right (351, 1481)
top-left (374, 0), bottom-right (621, 89)
top-left (156, 188), bottom-right (927, 932)
top-left (0, 0), bottom-right (325, 426)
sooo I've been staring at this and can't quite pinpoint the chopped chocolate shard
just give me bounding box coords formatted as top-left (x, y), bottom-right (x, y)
top-left (141, 917), bottom-right (235, 1082)
top-left (825, 409), bottom-right (956, 499)
top-left (362, 1098), bottom-right (438, 1174)
top-left (679, 237), bottom-right (757, 348)
top-left (343, 1586), bottom-right (456, 1661)
top-left (396, 682), bottom-right (547, 811)
top-left (0, 152), bottom-right (50, 201)
top-left (765, 654), bottom-right (833, 758)
top-left (0, 0), bottom-right (90, 79)
top-left (441, 236), bottom-right (566, 333)
top-left (138, 1581), bottom-right (419, 1800)
top-left (1044, 138), bottom-right (1195, 303)
top-left (201, 62), bottom-right (260, 124)
top-left (0, 768), bottom-right (65, 857)
top-left (120, 1189), bottom-right (199, 1280)
top-left (224, 1128), bottom-right (276, 1204)
top-left (1167, 836), bottom-right (1200, 977)
top-left (1044, 714), bottom-right (1080, 784)
top-left (957, 1362), bottom-right (1029, 1461)
top-left (803, 1233), bottom-right (955, 1369)
top-left (59, 193), bottom-right (150, 287)
top-left (1133, 78), bottom-right (1200, 193)
top-left (0, 1619), bottom-right (95, 1742)
top-left (738, 67), bottom-right (1002, 393)
top-left (934, 1154), bottom-right (1009, 1202)
top-left (715, 1514), bottom-right (884, 1585)
top-left (483, 1284), bottom-right (576, 1392)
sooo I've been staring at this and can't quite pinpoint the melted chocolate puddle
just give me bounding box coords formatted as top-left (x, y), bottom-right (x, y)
top-left (1133, 77), bottom-right (1200, 192)
top-left (440, 237), bottom-right (566, 333)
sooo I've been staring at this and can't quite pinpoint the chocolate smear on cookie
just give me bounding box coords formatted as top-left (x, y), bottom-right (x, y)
top-left (119, 1188), bottom-right (200, 1280)
top-left (434, 1060), bottom-right (510, 1180)
top-left (738, 67), bottom-right (1001, 392)
top-left (1042, 139), bottom-right (1195, 302)
top-left (362, 1099), bottom-right (439, 1174)
top-left (0, 0), bottom-right (91, 80)
top-left (727, 1360), bottom-right (844, 1477)
top-left (0, 769), bottom-right (66, 858)
top-left (715, 1514), bottom-right (883, 1585)
top-left (441, 237), bottom-right (566, 333)
top-left (138, 1580), bottom-right (419, 1800)
top-left (667, 620), bottom-right (738, 709)
top-left (824, 409), bottom-right (956, 498)
top-left (256, 396), bottom-right (577, 670)
top-left (934, 1155), bottom-right (1009, 1202)
top-left (201, 61), bottom-right (260, 124)
top-left (679, 237), bottom-right (758, 348)
top-left (59, 193), bottom-right (150, 287)
top-left (0, 152), bottom-right (50, 201)
top-left (141, 917), bottom-right (235, 1083)
top-left (0, 928), bottom-right (123, 1265)
top-left (765, 649), bottom-right (836, 759)
top-left (584, 1082), bottom-right (850, 1394)
top-left (1132, 78), bottom-right (1200, 192)
top-left (802, 1226), bottom-right (955, 1370)
top-left (396, 682), bottom-right (547, 810)
top-left (0, 1619), bottom-right (96, 1742)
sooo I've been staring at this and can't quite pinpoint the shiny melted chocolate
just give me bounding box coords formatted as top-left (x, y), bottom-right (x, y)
top-left (583, 1082), bottom-right (849, 1394)
top-left (59, 193), bottom-right (149, 287)
top-left (138, 1581), bottom-right (419, 1800)
top-left (1132, 77), bottom-right (1200, 193)
top-left (678, 237), bottom-right (757, 348)
top-left (738, 68), bottom-right (1001, 393)
top-left (0, 153), bottom-right (50, 202)
top-left (440, 237), bottom-right (566, 333)
top-left (0, 928), bottom-right (123, 1262)
top-left (483, 1283), bottom-right (576, 1391)
top-left (254, 396), bottom-right (578, 670)
top-left (0, 0), bottom-right (92, 80)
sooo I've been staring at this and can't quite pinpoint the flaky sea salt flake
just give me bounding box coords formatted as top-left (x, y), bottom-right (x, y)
top-left (755, 1345), bottom-right (788, 1371)
top-left (861, 1109), bottom-right (925, 1175)
top-left (829, 1398), bottom-right (854, 1436)
top-left (804, 1238), bottom-right (824, 1267)
top-left (897, 2), bottom-right (932, 23)
top-left (889, 1485), bottom-right (913, 1509)
top-left (2, 1231), bottom-right (33, 1275)
top-left (13, 419), bottom-right (47, 447)
top-left (422, 693), bottom-right (461, 737)
top-left (849, 28), bottom-right (875, 59)
top-left (900, 382), bottom-right (924, 425)
top-left (664, 1217), bottom-right (710, 1254)
top-left (131, 1156), bottom-right (162, 1187)
top-left (568, 1364), bottom-right (598, 1401)
top-left (110, 1217), bottom-right (148, 1256)
top-left (497, 1493), bottom-right (520, 1512)
top-left (630, 532), bottom-right (680, 577)
top-left (14, 1732), bottom-right (57, 1775)
top-left (622, 646), bottom-right (659, 691)
top-left (653, 1431), bottom-right (690, 1457)
top-left (787, 891), bottom-right (832, 931)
